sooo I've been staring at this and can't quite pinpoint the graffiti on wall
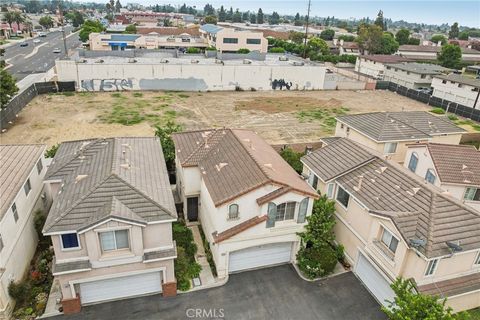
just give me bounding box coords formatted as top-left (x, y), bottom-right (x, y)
top-left (272, 79), bottom-right (293, 90)
top-left (81, 79), bottom-right (134, 91)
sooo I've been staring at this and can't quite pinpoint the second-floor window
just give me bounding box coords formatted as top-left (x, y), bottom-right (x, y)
top-left (425, 169), bottom-right (436, 184)
top-left (276, 202), bottom-right (296, 221)
top-left (228, 204), bottom-right (239, 220)
top-left (246, 38), bottom-right (261, 44)
top-left (336, 186), bottom-right (350, 208)
top-left (380, 228), bottom-right (399, 253)
top-left (326, 183), bottom-right (335, 199)
top-left (408, 152), bottom-right (418, 172)
top-left (61, 233), bottom-right (80, 250)
top-left (384, 142), bottom-right (397, 154)
top-left (12, 203), bottom-right (18, 222)
top-left (425, 258), bottom-right (439, 276)
top-left (223, 37), bottom-right (238, 44)
top-left (24, 179), bottom-right (32, 196)
top-left (100, 230), bottom-right (129, 252)
top-left (464, 187), bottom-right (480, 202)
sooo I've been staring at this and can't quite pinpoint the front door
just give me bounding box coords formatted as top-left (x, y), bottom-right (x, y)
top-left (187, 197), bottom-right (199, 221)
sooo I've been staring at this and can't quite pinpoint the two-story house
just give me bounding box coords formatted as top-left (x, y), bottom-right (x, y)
top-left (301, 138), bottom-right (480, 312)
top-left (335, 111), bottom-right (465, 163)
top-left (431, 74), bottom-right (480, 109)
top-left (199, 24), bottom-right (268, 53)
top-left (383, 62), bottom-right (450, 89)
top-left (172, 129), bottom-right (318, 278)
top-left (404, 142), bottom-right (480, 212)
top-left (0, 144), bottom-right (51, 320)
top-left (42, 137), bottom-right (178, 314)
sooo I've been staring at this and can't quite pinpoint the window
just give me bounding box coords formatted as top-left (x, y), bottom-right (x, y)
top-left (464, 187), bottom-right (480, 202)
top-left (406, 71), bottom-right (410, 75)
top-left (61, 233), bottom-right (80, 250)
top-left (308, 173), bottom-right (318, 189)
top-left (246, 38), bottom-right (261, 45)
top-left (381, 228), bottom-right (399, 253)
top-left (458, 84), bottom-right (463, 88)
top-left (421, 74), bottom-right (426, 79)
top-left (12, 203), bottom-right (18, 222)
top-left (336, 186), bottom-right (350, 208)
top-left (475, 251), bottom-right (480, 265)
top-left (386, 66), bottom-right (391, 70)
top-left (425, 169), bottom-right (436, 184)
top-left (228, 204), bottom-right (239, 219)
top-left (275, 202), bottom-right (296, 221)
top-left (408, 153), bottom-right (418, 172)
top-left (100, 230), bottom-right (129, 252)
top-left (326, 183), bottom-right (335, 199)
top-left (340, 123), bottom-right (344, 129)
top-left (0, 235), bottom-right (3, 252)
top-left (223, 37), bottom-right (238, 44)
top-left (442, 80), bottom-right (447, 84)
top-left (24, 179), bottom-right (31, 196)
top-left (384, 142), bottom-right (398, 154)
top-left (36, 159), bottom-right (43, 174)
top-left (425, 259), bottom-right (439, 276)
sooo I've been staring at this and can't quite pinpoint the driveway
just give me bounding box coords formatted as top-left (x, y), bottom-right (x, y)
top-left (49, 265), bottom-right (386, 320)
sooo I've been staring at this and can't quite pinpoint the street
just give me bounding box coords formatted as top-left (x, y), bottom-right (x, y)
top-left (3, 27), bottom-right (81, 81)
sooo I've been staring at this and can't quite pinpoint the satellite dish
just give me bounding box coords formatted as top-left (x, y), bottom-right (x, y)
top-left (409, 238), bottom-right (426, 247)
top-left (446, 241), bottom-right (463, 252)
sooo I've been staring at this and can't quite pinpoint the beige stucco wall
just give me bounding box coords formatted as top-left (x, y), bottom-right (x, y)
top-left (432, 77), bottom-right (479, 108)
top-left (383, 67), bottom-right (434, 89)
top-left (447, 291), bottom-right (480, 312)
top-left (215, 29), bottom-right (268, 53)
top-left (355, 58), bottom-right (386, 78)
top-left (430, 133), bottom-right (463, 145)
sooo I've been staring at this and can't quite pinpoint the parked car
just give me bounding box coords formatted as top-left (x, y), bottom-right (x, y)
top-left (20, 42), bottom-right (28, 47)
top-left (38, 32), bottom-right (47, 37)
top-left (33, 39), bottom-right (40, 43)
top-left (53, 48), bottom-right (61, 53)
top-left (417, 87), bottom-right (433, 95)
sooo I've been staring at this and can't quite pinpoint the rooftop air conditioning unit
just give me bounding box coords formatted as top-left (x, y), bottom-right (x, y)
top-left (191, 59), bottom-right (199, 64)
top-left (160, 59), bottom-right (169, 63)
top-left (128, 58), bottom-right (137, 63)
top-left (279, 56), bottom-right (289, 61)
top-left (243, 59), bottom-right (252, 64)
top-left (291, 61), bottom-right (304, 66)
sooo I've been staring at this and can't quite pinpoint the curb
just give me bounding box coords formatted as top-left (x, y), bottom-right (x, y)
top-left (292, 263), bottom-right (350, 282)
top-left (178, 276), bottom-right (229, 295)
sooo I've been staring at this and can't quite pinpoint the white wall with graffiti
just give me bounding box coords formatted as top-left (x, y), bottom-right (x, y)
top-left (55, 59), bottom-right (328, 92)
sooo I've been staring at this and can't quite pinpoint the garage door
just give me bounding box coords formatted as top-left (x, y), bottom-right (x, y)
top-left (355, 253), bottom-right (395, 307)
top-left (228, 242), bottom-right (292, 273)
top-left (80, 271), bottom-right (162, 304)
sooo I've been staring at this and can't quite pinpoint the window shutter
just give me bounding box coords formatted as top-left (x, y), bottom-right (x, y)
top-left (266, 202), bottom-right (276, 228)
top-left (297, 198), bottom-right (309, 223)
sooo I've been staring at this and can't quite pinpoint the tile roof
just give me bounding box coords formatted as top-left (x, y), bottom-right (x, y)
top-left (52, 259), bottom-right (92, 275)
top-left (399, 45), bottom-right (480, 54)
top-left (425, 143), bottom-right (480, 187)
top-left (301, 139), bottom-right (376, 182)
top-left (0, 144), bottom-right (45, 220)
top-left (434, 73), bottom-right (480, 88)
top-left (143, 245), bottom-right (177, 262)
top-left (172, 129), bottom-right (317, 206)
top-left (212, 215), bottom-right (268, 243)
top-left (307, 138), bottom-right (480, 258)
top-left (43, 137), bottom-right (176, 234)
top-left (417, 272), bottom-right (480, 298)
top-left (336, 111), bottom-right (465, 142)
top-left (256, 186), bottom-right (292, 205)
top-left (360, 55), bottom-right (412, 63)
top-left (385, 62), bottom-right (450, 75)
top-left (137, 27), bottom-right (201, 36)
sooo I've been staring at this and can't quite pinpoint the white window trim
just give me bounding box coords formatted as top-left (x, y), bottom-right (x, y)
top-left (326, 183), bottom-right (335, 199)
top-left (425, 169), bottom-right (436, 184)
top-left (60, 233), bottom-right (82, 251)
top-left (380, 227), bottom-right (399, 254)
top-left (275, 202), bottom-right (297, 222)
top-left (383, 142), bottom-right (398, 155)
top-left (335, 185), bottom-right (350, 209)
top-left (424, 258), bottom-right (439, 277)
top-left (228, 204), bottom-right (239, 220)
top-left (99, 229), bottom-right (131, 253)
top-left (473, 251), bottom-right (480, 267)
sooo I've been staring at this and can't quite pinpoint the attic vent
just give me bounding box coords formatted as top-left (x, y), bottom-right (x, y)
top-left (120, 163), bottom-right (131, 169)
top-left (215, 163), bottom-right (228, 171)
top-left (75, 175), bottom-right (88, 183)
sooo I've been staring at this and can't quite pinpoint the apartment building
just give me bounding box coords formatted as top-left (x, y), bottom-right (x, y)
top-left (398, 45), bottom-right (480, 62)
top-left (354, 55), bottom-right (411, 79)
top-left (431, 74), bottom-right (480, 108)
top-left (383, 62), bottom-right (450, 89)
top-left (199, 24), bottom-right (268, 53)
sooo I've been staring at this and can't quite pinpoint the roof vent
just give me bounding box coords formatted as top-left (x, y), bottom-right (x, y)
top-left (215, 163), bottom-right (228, 171)
top-left (462, 164), bottom-right (468, 170)
top-left (375, 166), bottom-right (388, 174)
top-left (75, 175), bottom-right (88, 183)
top-left (409, 238), bottom-right (426, 248)
top-left (160, 59), bottom-right (169, 63)
top-left (446, 241), bottom-right (463, 253)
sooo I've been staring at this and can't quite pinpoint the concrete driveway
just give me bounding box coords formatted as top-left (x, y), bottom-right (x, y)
top-left (49, 265), bottom-right (386, 320)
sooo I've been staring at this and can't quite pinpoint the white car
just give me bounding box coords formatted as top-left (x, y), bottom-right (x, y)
top-left (33, 39), bottom-right (40, 43)
top-left (53, 48), bottom-right (61, 53)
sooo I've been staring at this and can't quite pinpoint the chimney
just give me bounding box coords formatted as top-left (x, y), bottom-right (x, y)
top-left (305, 146), bottom-right (313, 154)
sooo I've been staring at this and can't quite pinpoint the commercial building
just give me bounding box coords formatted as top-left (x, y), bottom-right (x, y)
top-left (199, 24), bottom-right (268, 53)
top-left (397, 45), bottom-right (480, 62)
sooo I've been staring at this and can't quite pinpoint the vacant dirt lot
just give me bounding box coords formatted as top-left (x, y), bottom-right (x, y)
top-left (1, 90), bottom-right (435, 147)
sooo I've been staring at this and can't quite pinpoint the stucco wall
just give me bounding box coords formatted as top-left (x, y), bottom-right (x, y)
top-left (355, 58), bottom-right (385, 78)
top-left (432, 77), bottom-right (480, 108)
top-left (383, 68), bottom-right (434, 89)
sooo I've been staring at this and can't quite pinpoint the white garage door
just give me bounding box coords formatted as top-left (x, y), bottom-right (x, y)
top-left (228, 242), bottom-right (292, 273)
top-left (355, 253), bottom-right (395, 307)
top-left (80, 272), bottom-right (162, 304)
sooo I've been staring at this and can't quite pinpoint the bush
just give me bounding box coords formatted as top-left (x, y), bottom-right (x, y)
top-left (237, 48), bottom-right (250, 54)
top-left (269, 47), bottom-right (286, 53)
top-left (8, 281), bottom-right (30, 306)
top-left (297, 246), bottom-right (338, 279)
top-left (447, 114), bottom-right (459, 121)
top-left (175, 247), bottom-right (201, 291)
top-left (44, 144), bottom-right (59, 158)
top-left (172, 221), bottom-right (197, 261)
top-left (430, 108), bottom-right (446, 114)
top-left (280, 147), bottom-right (304, 174)
top-left (198, 224), bottom-right (217, 277)
top-left (205, 46), bottom-right (217, 51)
top-left (186, 47), bottom-right (200, 54)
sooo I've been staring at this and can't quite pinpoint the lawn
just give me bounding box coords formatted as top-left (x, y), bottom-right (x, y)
top-left (467, 308), bottom-right (480, 320)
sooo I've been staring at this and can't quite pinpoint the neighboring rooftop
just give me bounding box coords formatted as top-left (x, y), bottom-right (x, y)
top-left (336, 111), bottom-right (465, 142)
top-left (399, 45), bottom-right (480, 54)
top-left (360, 55), bottom-right (411, 64)
top-left (137, 26), bottom-right (201, 36)
top-left (434, 73), bottom-right (480, 88)
top-left (0, 144), bottom-right (45, 219)
top-left (43, 137), bottom-right (176, 234)
top-left (172, 129), bottom-right (317, 206)
top-left (385, 62), bottom-right (450, 75)
top-left (305, 138), bottom-right (480, 258)
top-left (200, 24), bottom-right (223, 34)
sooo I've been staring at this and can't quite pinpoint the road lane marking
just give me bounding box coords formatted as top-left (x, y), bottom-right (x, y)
top-left (24, 42), bottom-right (48, 59)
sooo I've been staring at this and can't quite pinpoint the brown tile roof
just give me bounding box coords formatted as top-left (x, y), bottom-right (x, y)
top-left (418, 272), bottom-right (480, 298)
top-left (252, 29), bottom-right (289, 40)
top-left (306, 138), bottom-right (480, 258)
top-left (143, 245), bottom-right (177, 261)
top-left (256, 186), bottom-right (292, 205)
top-left (361, 55), bottom-right (412, 63)
top-left (0, 144), bottom-right (45, 219)
top-left (400, 45), bottom-right (480, 54)
top-left (137, 27), bottom-right (200, 36)
top-left (212, 215), bottom-right (267, 243)
top-left (426, 143), bottom-right (480, 186)
top-left (173, 129), bottom-right (318, 207)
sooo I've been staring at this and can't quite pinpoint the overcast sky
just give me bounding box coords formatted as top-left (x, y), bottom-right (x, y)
top-left (83, 0), bottom-right (480, 27)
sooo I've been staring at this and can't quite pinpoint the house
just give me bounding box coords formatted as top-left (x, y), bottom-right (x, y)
top-left (172, 129), bottom-right (318, 278)
top-left (397, 45), bottom-right (480, 62)
top-left (404, 142), bottom-right (480, 212)
top-left (335, 111), bottom-right (465, 163)
top-left (383, 62), bottom-right (450, 89)
top-left (354, 55), bottom-right (411, 79)
top-left (431, 74), bottom-right (480, 108)
top-left (301, 138), bottom-right (480, 312)
top-left (199, 24), bottom-right (268, 53)
top-left (0, 145), bottom-right (51, 320)
top-left (42, 137), bottom-right (177, 314)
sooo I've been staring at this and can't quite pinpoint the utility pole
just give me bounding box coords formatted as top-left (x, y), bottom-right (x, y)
top-left (302, 0), bottom-right (311, 59)
top-left (58, 2), bottom-right (68, 58)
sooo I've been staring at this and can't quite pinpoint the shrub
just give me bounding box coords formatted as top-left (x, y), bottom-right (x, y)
top-left (269, 47), bottom-right (286, 53)
top-left (199, 224), bottom-right (217, 277)
top-left (430, 108), bottom-right (446, 114)
top-left (186, 47), bottom-right (201, 54)
top-left (8, 281), bottom-right (30, 306)
top-left (237, 48), bottom-right (250, 54)
top-left (447, 114), bottom-right (458, 121)
top-left (172, 221), bottom-right (197, 262)
top-left (297, 245), bottom-right (338, 279)
top-left (205, 46), bottom-right (217, 51)
top-left (44, 144), bottom-right (59, 158)
top-left (175, 247), bottom-right (201, 291)
top-left (279, 147), bottom-right (304, 173)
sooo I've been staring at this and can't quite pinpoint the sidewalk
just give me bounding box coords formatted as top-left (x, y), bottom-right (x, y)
top-left (39, 279), bottom-right (62, 318)
top-left (188, 225), bottom-right (220, 290)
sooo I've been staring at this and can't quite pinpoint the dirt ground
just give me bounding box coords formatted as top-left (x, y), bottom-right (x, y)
top-left (0, 90), bottom-right (436, 147)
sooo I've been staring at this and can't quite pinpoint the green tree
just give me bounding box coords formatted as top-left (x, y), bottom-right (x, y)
top-left (179, 3), bottom-right (187, 14)
top-left (294, 12), bottom-right (302, 26)
top-left (115, 0), bottom-right (122, 12)
top-left (154, 121), bottom-right (181, 170)
top-left (268, 11), bottom-right (280, 25)
top-left (203, 3), bottom-right (215, 16)
top-left (232, 9), bottom-right (242, 23)
top-left (79, 20), bottom-right (105, 42)
top-left (378, 33), bottom-right (399, 54)
top-left (204, 15), bottom-right (217, 25)
top-left (289, 31), bottom-right (305, 44)
top-left (279, 147), bottom-right (303, 173)
top-left (226, 7), bottom-right (233, 21)
top-left (3, 11), bottom-right (16, 31)
top-left (39, 15), bottom-right (54, 29)
top-left (249, 13), bottom-right (256, 24)
top-left (374, 10), bottom-right (386, 31)
top-left (407, 37), bottom-right (420, 45)
top-left (458, 31), bottom-right (469, 40)
top-left (124, 24), bottom-right (136, 34)
top-left (395, 28), bottom-right (410, 45)
top-left (448, 22), bottom-right (459, 39)
top-left (320, 29), bottom-right (335, 40)
top-left (307, 37), bottom-right (330, 55)
top-left (356, 24), bottom-right (383, 54)
top-left (437, 44), bottom-right (461, 68)
top-left (71, 11), bottom-right (85, 28)
top-left (218, 5), bottom-right (226, 22)
top-left (242, 11), bottom-right (249, 22)
top-left (431, 34), bottom-right (448, 45)
top-left (338, 35), bottom-right (356, 42)
top-left (382, 278), bottom-right (468, 320)
top-left (257, 8), bottom-right (264, 24)
top-left (0, 67), bottom-right (18, 108)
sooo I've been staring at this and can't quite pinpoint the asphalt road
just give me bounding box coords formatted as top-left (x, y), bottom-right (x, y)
top-left (4, 27), bottom-right (81, 81)
top-left (49, 265), bottom-right (386, 320)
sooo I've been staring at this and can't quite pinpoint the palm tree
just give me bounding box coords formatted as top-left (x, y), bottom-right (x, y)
top-left (13, 12), bottom-right (24, 33)
top-left (3, 11), bottom-right (15, 33)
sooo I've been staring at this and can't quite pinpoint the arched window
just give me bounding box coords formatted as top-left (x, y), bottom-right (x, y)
top-left (408, 152), bottom-right (418, 172)
top-left (425, 169), bottom-right (436, 184)
top-left (228, 204), bottom-right (239, 219)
